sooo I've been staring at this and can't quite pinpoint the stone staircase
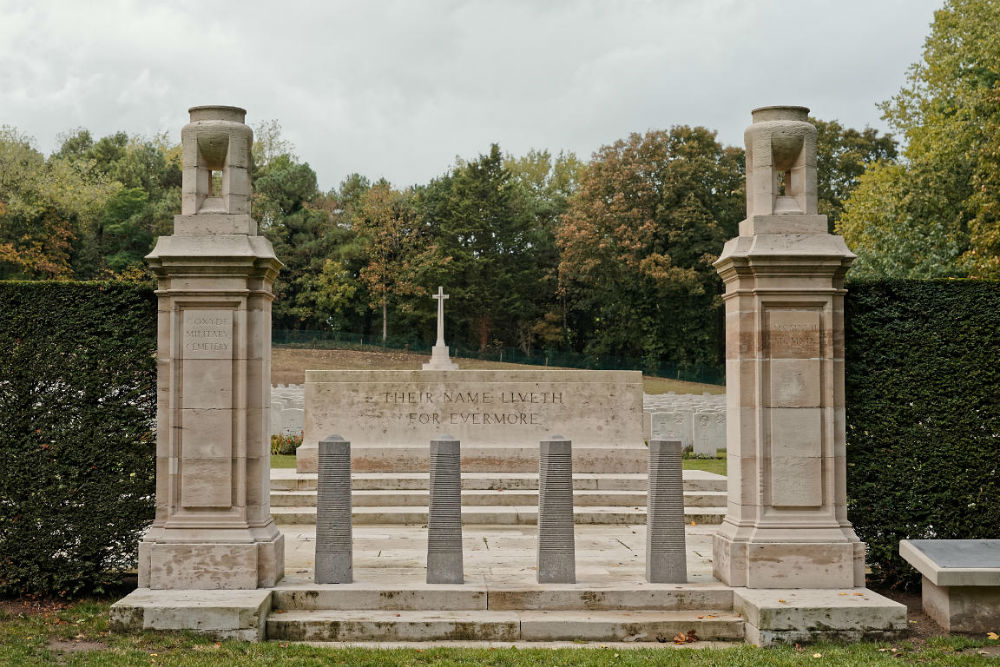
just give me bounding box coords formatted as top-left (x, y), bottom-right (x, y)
top-left (266, 581), bottom-right (743, 642)
top-left (269, 469), bottom-right (727, 526)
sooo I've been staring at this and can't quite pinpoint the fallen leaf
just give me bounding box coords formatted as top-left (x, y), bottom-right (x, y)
top-left (853, 592), bottom-right (864, 596)
top-left (697, 615), bottom-right (704, 619)
top-left (838, 592), bottom-right (848, 596)
top-left (690, 521), bottom-right (697, 526)
top-left (987, 632), bottom-right (999, 640)
top-left (812, 652), bottom-right (822, 658)
top-left (778, 599), bottom-right (787, 603)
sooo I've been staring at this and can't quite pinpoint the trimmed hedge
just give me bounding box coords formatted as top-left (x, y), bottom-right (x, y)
top-left (845, 279), bottom-right (1000, 589)
top-left (0, 281), bottom-right (157, 597)
top-left (1, 278), bottom-right (996, 595)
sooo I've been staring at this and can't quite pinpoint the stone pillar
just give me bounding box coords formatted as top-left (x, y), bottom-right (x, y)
top-left (140, 105), bottom-right (284, 590)
top-left (537, 435), bottom-right (575, 583)
top-left (646, 440), bottom-right (687, 583)
top-left (315, 435), bottom-right (352, 584)
top-left (426, 435), bottom-right (463, 584)
top-left (712, 106), bottom-right (864, 589)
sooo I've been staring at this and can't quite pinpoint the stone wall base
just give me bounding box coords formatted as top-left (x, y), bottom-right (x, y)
top-left (714, 532), bottom-right (864, 588)
top-left (922, 575), bottom-right (1000, 633)
top-left (138, 532), bottom-right (284, 590)
top-left (110, 589), bottom-right (272, 641)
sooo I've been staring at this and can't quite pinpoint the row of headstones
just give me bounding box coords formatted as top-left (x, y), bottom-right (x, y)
top-left (313, 435), bottom-right (688, 585)
top-left (644, 392), bottom-right (726, 456)
top-left (271, 384), bottom-right (304, 436)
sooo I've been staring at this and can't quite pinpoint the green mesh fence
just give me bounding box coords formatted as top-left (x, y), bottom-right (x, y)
top-left (272, 329), bottom-right (725, 386)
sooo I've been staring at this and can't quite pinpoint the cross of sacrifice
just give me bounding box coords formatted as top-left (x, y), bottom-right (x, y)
top-left (432, 286), bottom-right (449, 346)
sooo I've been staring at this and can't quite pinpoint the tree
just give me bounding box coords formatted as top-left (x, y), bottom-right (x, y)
top-left (418, 145), bottom-right (548, 351)
top-left (838, 0), bottom-right (1000, 277)
top-left (354, 182), bottom-right (428, 342)
top-left (813, 118), bottom-right (897, 231)
top-left (505, 149), bottom-right (583, 351)
top-left (557, 126), bottom-right (743, 368)
top-left (0, 127), bottom-right (118, 279)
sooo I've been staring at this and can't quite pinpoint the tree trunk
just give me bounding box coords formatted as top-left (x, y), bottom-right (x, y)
top-left (382, 301), bottom-right (388, 343)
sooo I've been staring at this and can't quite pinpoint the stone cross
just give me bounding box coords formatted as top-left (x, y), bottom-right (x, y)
top-left (432, 286), bottom-right (448, 347)
top-left (422, 286), bottom-right (459, 370)
top-left (646, 439), bottom-right (687, 583)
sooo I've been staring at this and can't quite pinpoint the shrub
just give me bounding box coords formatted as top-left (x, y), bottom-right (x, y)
top-left (0, 281), bottom-right (157, 597)
top-left (270, 432), bottom-right (303, 456)
top-left (845, 279), bottom-right (1000, 589)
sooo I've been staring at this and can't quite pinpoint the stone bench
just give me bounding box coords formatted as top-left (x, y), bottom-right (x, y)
top-left (900, 539), bottom-right (1000, 632)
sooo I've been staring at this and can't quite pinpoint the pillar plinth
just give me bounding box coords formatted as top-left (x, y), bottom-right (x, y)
top-left (712, 106), bottom-right (864, 589)
top-left (139, 106), bottom-right (285, 590)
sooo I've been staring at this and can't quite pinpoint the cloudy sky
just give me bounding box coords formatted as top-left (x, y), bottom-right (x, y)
top-left (2, 0), bottom-right (942, 191)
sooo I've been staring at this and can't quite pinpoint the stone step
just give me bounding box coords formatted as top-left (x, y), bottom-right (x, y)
top-left (266, 609), bottom-right (744, 642)
top-left (300, 445), bottom-right (653, 474)
top-left (270, 470), bottom-right (727, 493)
top-left (270, 489), bottom-right (727, 508)
top-left (272, 583), bottom-right (734, 612)
top-left (270, 505), bottom-right (727, 525)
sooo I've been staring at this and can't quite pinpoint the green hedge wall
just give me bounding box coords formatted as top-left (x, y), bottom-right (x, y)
top-left (0, 281), bottom-right (157, 597)
top-left (1, 278), bottom-right (996, 595)
top-left (845, 279), bottom-right (1000, 589)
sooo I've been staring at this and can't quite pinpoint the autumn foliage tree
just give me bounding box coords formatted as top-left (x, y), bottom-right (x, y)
top-left (557, 126), bottom-right (744, 367)
top-left (354, 182), bottom-right (430, 342)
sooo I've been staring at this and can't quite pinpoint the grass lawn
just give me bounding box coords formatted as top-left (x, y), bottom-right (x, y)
top-left (271, 347), bottom-right (725, 395)
top-left (2, 599), bottom-right (998, 667)
top-left (270, 454), bottom-right (296, 468)
top-left (680, 456), bottom-right (726, 476)
top-left (271, 454), bottom-right (728, 475)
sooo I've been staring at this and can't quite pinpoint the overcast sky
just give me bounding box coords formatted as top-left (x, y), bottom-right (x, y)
top-left (1, 0), bottom-right (942, 191)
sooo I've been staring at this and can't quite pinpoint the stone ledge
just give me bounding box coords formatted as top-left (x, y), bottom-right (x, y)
top-left (733, 588), bottom-right (907, 647)
top-left (900, 539), bottom-right (1000, 587)
top-left (110, 588), bottom-right (272, 642)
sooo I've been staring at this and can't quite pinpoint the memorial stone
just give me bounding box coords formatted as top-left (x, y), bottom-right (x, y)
top-left (315, 435), bottom-right (352, 584)
top-left (537, 435), bottom-right (575, 584)
top-left (646, 440), bottom-right (687, 583)
top-left (426, 435), bottom-right (464, 584)
top-left (297, 369), bottom-right (645, 473)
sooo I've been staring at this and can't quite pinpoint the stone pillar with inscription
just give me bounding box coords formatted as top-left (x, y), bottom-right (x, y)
top-left (712, 106), bottom-right (864, 589)
top-left (139, 105), bottom-right (285, 589)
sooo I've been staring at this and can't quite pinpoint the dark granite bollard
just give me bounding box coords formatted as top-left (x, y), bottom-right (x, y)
top-left (537, 435), bottom-right (575, 583)
top-left (427, 435), bottom-right (464, 584)
top-left (315, 434), bottom-right (352, 583)
top-left (646, 439), bottom-right (687, 583)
